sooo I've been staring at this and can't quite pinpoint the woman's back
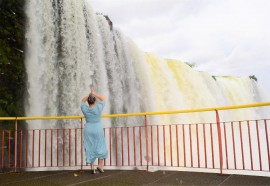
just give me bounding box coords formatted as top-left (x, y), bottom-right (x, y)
top-left (81, 101), bottom-right (105, 124)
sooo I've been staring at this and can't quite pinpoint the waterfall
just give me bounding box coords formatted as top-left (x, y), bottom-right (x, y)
top-left (25, 0), bottom-right (261, 126)
top-left (145, 53), bottom-right (261, 124)
top-left (24, 0), bottom-right (265, 173)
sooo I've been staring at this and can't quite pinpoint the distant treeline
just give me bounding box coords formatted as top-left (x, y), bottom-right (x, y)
top-left (0, 0), bottom-right (26, 123)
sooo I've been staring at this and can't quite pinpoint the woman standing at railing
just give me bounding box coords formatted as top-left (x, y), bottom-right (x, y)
top-left (81, 87), bottom-right (108, 174)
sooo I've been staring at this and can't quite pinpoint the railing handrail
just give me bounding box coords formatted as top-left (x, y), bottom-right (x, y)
top-left (1, 101), bottom-right (270, 121)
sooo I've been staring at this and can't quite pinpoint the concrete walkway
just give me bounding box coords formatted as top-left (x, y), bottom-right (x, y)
top-left (1, 170), bottom-right (270, 186)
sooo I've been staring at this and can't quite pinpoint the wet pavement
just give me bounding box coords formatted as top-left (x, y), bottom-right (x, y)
top-left (1, 170), bottom-right (270, 185)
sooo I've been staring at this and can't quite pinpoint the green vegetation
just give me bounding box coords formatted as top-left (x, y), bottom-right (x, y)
top-left (0, 0), bottom-right (26, 122)
top-left (249, 75), bottom-right (257, 82)
top-left (212, 76), bottom-right (216, 81)
top-left (185, 62), bottom-right (196, 68)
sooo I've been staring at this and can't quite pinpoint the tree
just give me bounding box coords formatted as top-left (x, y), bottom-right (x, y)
top-left (249, 75), bottom-right (257, 82)
top-left (185, 62), bottom-right (196, 68)
top-left (0, 0), bottom-right (26, 122)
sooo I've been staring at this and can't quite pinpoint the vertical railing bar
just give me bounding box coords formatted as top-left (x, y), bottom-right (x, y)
top-left (1, 130), bottom-right (4, 168)
top-left (20, 130), bottom-right (23, 168)
top-left (133, 127), bottom-right (136, 166)
top-left (223, 122), bottom-right (228, 169)
top-left (176, 125), bottom-right (179, 167)
top-left (14, 118), bottom-right (18, 171)
top-left (239, 121), bottom-right (245, 170)
top-left (74, 128), bottom-right (77, 166)
top-left (264, 119), bottom-right (270, 171)
top-left (189, 124), bottom-right (193, 167)
top-left (38, 130), bottom-right (41, 167)
top-left (51, 129), bottom-right (53, 167)
top-left (256, 120), bottom-right (262, 171)
top-left (157, 126), bottom-right (160, 166)
top-left (140, 126), bottom-right (142, 166)
top-left (121, 127), bottom-right (124, 166)
top-left (110, 128), bottom-right (112, 166)
top-left (69, 128), bottom-right (71, 167)
top-left (170, 125), bottom-right (172, 167)
top-left (103, 128), bottom-right (106, 166)
top-left (75, 128), bottom-right (77, 167)
top-left (203, 124), bottom-right (207, 168)
top-left (145, 115), bottom-right (149, 171)
top-left (231, 122), bottom-right (236, 169)
top-left (57, 129), bottom-right (59, 167)
top-left (80, 119), bottom-right (83, 170)
top-left (247, 120), bottom-right (253, 170)
top-left (163, 125), bottom-right (166, 166)
top-left (45, 129), bottom-right (47, 167)
top-left (127, 127), bottom-right (130, 166)
top-left (26, 130), bottom-right (28, 168)
top-left (196, 124), bottom-right (200, 168)
top-left (215, 111), bottom-right (223, 175)
top-left (183, 125), bottom-right (186, 167)
top-left (115, 128), bottom-right (118, 166)
top-left (151, 126), bottom-right (153, 166)
top-left (210, 124), bottom-right (214, 169)
top-left (8, 131), bottom-right (10, 168)
top-left (32, 130), bottom-right (35, 168)
top-left (63, 129), bottom-right (65, 167)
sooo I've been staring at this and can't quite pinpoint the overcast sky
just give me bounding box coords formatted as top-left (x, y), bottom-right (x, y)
top-left (90, 0), bottom-right (270, 101)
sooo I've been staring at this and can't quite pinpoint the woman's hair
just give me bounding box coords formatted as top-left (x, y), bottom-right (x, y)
top-left (87, 95), bottom-right (96, 105)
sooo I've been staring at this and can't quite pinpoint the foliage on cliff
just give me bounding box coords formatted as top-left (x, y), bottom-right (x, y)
top-left (0, 0), bottom-right (26, 118)
top-left (249, 75), bottom-right (257, 82)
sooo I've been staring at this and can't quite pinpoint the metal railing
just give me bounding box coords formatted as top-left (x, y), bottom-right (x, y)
top-left (0, 102), bottom-right (270, 175)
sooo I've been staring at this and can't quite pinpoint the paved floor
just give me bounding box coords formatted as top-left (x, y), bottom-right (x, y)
top-left (1, 170), bottom-right (270, 186)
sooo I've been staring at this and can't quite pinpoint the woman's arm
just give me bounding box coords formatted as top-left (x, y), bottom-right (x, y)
top-left (81, 94), bottom-right (90, 102)
top-left (91, 87), bottom-right (106, 102)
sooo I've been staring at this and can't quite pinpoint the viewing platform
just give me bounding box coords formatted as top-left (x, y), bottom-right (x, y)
top-left (1, 170), bottom-right (270, 186)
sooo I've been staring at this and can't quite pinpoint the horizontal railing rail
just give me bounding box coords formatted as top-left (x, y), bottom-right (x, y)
top-left (0, 102), bottom-right (270, 176)
top-left (1, 102), bottom-right (270, 120)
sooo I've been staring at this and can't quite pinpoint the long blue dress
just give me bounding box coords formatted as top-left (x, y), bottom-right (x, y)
top-left (81, 101), bottom-right (108, 164)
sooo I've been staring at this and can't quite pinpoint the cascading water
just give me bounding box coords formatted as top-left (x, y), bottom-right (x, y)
top-left (145, 53), bottom-right (261, 124)
top-left (24, 0), bottom-right (266, 173)
top-left (25, 0), bottom-right (148, 128)
top-left (24, 0), bottom-right (152, 169)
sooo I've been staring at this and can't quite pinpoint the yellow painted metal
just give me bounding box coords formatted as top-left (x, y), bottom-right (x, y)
top-left (0, 102), bottom-right (270, 121)
top-left (103, 102), bottom-right (270, 118)
top-left (0, 116), bottom-right (83, 121)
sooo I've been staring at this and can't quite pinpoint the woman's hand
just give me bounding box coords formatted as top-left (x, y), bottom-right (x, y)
top-left (90, 87), bottom-right (95, 95)
top-left (90, 87), bottom-right (105, 102)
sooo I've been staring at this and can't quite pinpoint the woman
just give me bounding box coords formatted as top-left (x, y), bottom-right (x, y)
top-left (81, 87), bottom-right (108, 174)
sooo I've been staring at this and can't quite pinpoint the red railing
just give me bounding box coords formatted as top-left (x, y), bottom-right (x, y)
top-left (1, 117), bottom-right (270, 175)
top-left (1, 102), bottom-right (270, 175)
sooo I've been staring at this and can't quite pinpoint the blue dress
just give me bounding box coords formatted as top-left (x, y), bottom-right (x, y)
top-left (81, 101), bottom-right (108, 164)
